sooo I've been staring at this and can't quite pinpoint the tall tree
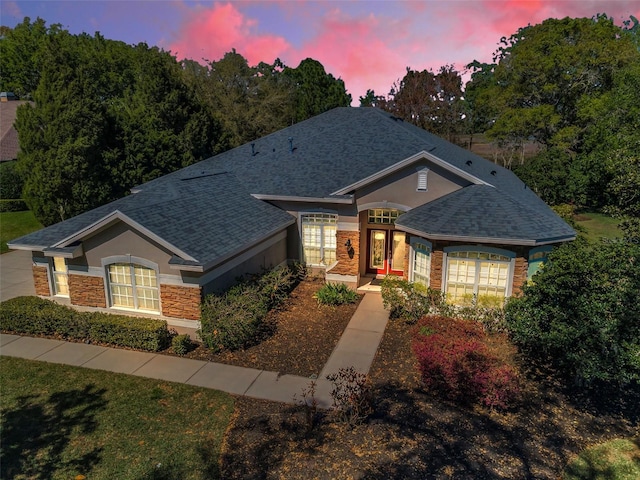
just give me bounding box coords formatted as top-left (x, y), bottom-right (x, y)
top-left (381, 65), bottom-right (465, 142)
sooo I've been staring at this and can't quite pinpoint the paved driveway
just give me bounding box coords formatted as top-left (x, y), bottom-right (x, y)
top-left (0, 250), bottom-right (35, 301)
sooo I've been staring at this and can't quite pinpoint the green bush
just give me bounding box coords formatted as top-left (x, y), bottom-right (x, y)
top-left (0, 161), bottom-right (23, 200)
top-left (0, 296), bottom-right (171, 352)
top-left (314, 283), bottom-right (359, 305)
top-left (172, 334), bottom-right (193, 355)
top-left (505, 239), bottom-right (640, 385)
top-left (0, 199), bottom-right (28, 212)
top-left (199, 265), bottom-right (299, 353)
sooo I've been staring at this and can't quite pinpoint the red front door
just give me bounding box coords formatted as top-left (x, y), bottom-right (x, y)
top-left (368, 230), bottom-right (405, 275)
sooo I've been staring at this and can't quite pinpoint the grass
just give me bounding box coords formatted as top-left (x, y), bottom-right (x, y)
top-left (574, 212), bottom-right (622, 243)
top-left (0, 357), bottom-right (234, 480)
top-left (0, 210), bottom-right (42, 254)
top-left (563, 438), bottom-right (640, 480)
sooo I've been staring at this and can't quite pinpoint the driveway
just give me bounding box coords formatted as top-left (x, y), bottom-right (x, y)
top-left (0, 250), bottom-right (35, 302)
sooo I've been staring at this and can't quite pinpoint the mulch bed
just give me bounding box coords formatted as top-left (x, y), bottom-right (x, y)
top-left (220, 301), bottom-right (640, 479)
top-left (179, 278), bottom-right (362, 377)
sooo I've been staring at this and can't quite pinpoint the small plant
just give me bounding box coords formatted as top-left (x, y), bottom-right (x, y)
top-left (294, 380), bottom-right (318, 432)
top-left (326, 366), bottom-right (372, 426)
top-left (314, 283), bottom-right (358, 306)
top-left (171, 334), bottom-right (193, 355)
top-left (412, 316), bottom-right (520, 409)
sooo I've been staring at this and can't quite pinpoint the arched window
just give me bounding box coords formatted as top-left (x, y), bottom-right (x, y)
top-left (301, 213), bottom-right (337, 266)
top-left (105, 260), bottom-right (159, 312)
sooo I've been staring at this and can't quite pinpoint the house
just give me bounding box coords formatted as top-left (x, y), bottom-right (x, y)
top-left (0, 98), bottom-right (28, 162)
top-left (8, 107), bottom-right (575, 326)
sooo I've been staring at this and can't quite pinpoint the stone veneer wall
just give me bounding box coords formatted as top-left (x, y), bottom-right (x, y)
top-left (160, 284), bottom-right (201, 321)
top-left (69, 274), bottom-right (107, 307)
top-left (33, 266), bottom-right (51, 296)
top-left (511, 257), bottom-right (528, 296)
top-left (331, 231), bottom-right (360, 276)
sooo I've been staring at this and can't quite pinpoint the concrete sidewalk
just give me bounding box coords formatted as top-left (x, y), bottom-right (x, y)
top-left (0, 293), bottom-right (389, 408)
top-left (0, 250), bottom-right (36, 301)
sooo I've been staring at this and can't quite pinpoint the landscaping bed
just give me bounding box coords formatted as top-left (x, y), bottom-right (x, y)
top-left (220, 318), bottom-right (639, 479)
top-left (180, 278), bottom-right (362, 377)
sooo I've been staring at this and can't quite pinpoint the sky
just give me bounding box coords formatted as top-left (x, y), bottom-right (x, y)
top-left (2, 0), bottom-right (639, 103)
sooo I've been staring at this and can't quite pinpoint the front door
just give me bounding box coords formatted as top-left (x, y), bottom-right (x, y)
top-left (368, 230), bottom-right (405, 275)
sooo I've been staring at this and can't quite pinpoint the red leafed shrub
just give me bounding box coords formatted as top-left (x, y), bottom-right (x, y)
top-left (412, 316), bottom-right (520, 409)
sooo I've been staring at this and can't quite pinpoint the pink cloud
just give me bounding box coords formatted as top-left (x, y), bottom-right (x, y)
top-left (2, 0), bottom-right (22, 18)
top-left (168, 2), bottom-right (290, 64)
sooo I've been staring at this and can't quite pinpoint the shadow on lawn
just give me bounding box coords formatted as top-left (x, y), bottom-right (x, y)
top-left (0, 384), bottom-right (107, 479)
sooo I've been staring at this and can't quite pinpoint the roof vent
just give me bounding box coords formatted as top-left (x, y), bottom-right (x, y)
top-left (466, 160), bottom-right (473, 166)
top-left (180, 170), bottom-right (227, 181)
top-left (251, 143), bottom-right (259, 156)
top-left (288, 137), bottom-right (294, 153)
top-left (490, 170), bottom-right (497, 176)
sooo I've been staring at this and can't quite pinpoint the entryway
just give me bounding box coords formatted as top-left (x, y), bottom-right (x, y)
top-left (366, 229), bottom-right (405, 276)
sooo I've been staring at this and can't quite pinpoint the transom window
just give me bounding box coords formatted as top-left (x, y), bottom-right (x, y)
top-left (368, 209), bottom-right (401, 225)
top-left (107, 263), bottom-right (159, 312)
top-left (301, 213), bottom-right (337, 266)
top-left (52, 257), bottom-right (69, 297)
top-left (410, 239), bottom-right (431, 287)
top-left (445, 249), bottom-right (514, 305)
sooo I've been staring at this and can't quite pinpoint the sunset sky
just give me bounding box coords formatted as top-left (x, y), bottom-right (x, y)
top-left (2, 1), bottom-right (638, 103)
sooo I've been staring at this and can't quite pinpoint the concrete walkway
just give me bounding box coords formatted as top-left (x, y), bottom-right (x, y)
top-left (0, 250), bottom-right (35, 301)
top-left (0, 293), bottom-right (389, 408)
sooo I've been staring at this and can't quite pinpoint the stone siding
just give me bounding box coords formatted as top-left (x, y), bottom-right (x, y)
top-left (69, 274), bottom-right (107, 308)
top-left (160, 284), bottom-right (201, 321)
top-left (511, 256), bottom-right (528, 296)
top-left (331, 230), bottom-right (360, 276)
top-left (33, 266), bottom-right (51, 296)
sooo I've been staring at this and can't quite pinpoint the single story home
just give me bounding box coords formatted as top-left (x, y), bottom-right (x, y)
top-left (9, 107), bottom-right (575, 326)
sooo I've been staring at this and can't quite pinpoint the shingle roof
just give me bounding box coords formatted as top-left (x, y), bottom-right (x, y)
top-left (10, 107), bottom-right (574, 264)
top-left (0, 101), bottom-right (28, 162)
top-left (10, 172), bottom-right (295, 269)
top-left (395, 185), bottom-right (575, 245)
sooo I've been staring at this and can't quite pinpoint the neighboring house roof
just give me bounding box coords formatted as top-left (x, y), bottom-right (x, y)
top-left (9, 107), bottom-right (575, 265)
top-left (0, 100), bottom-right (28, 162)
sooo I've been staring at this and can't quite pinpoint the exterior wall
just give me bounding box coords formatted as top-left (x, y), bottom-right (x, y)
top-left (356, 160), bottom-right (467, 210)
top-left (330, 230), bottom-right (360, 276)
top-left (160, 285), bottom-right (201, 321)
top-left (69, 220), bottom-right (174, 275)
top-left (33, 265), bottom-right (51, 296)
top-left (511, 257), bottom-right (528, 296)
top-left (68, 274), bottom-right (107, 308)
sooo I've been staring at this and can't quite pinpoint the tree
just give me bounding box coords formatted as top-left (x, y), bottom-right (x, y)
top-left (283, 58), bottom-right (352, 123)
top-left (472, 15), bottom-right (640, 151)
top-left (505, 239), bottom-right (640, 386)
top-left (381, 65), bottom-right (465, 142)
top-left (359, 89), bottom-right (384, 107)
top-left (14, 21), bottom-right (220, 225)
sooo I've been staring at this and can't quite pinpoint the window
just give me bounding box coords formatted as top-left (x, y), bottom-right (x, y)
top-left (52, 257), bottom-right (69, 296)
top-left (107, 263), bottom-right (159, 312)
top-left (444, 249), bottom-right (514, 304)
top-left (367, 209), bottom-right (401, 225)
top-left (410, 238), bottom-right (431, 287)
top-left (417, 168), bottom-right (429, 192)
top-left (301, 213), bottom-right (337, 266)
top-left (527, 246), bottom-right (553, 279)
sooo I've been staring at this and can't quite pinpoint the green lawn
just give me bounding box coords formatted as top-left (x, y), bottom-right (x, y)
top-left (0, 210), bottom-right (42, 254)
top-left (563, 438), bottom-right (640, 480)
top-left (574, 212), bottom-right (622, 243)
top-left (0, 357), bottom-right (234, 480)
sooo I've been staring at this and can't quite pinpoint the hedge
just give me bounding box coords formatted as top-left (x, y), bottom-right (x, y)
top-left (0, 199), bottom-right (28, 212)
top-left (0, 296), bottom-right (171, 352)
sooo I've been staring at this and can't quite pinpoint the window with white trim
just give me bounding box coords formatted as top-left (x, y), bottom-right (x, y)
top-left (410, 238), bottom-right (431, 287)
top-left (527, 246), bottom-right (553, 279)
top-left (52, 257), bottom-right (69, 296)
top-left (107, 263), bottom-right (159, 312)
top-left (301, 213), bottom-right (337, 266)
top-left (444, 249), bottom-right (514, 304)
top-left (417, 168), bottom-right (429, 192)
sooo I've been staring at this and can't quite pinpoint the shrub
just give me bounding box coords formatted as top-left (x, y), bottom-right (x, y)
top-left (0, 296), bottom-right (171, 352)
top-left (172, 334), bottom-right (193, 355)
top-left (257, 265), bottom-right (296, 309)
top-left (0, 161), bottom-right (23, 200)
top-left (0, 199), bottom-right (28, 212)
top-left (326, 366), bottom-right (373, 426)
top-left (505, 239), bottom-right (640, 386)
top-left (314, 283), bottom-right (359, 306)
top-left (412, 316), bottom-right (520, 409)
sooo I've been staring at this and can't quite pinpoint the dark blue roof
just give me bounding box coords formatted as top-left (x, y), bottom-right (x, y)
top-left (10, 107), bottom-right (574, 264)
